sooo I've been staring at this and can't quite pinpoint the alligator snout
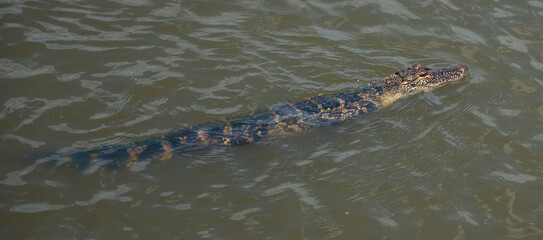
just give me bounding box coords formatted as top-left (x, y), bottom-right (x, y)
top-left (456, 64), bottom-right (469, 80)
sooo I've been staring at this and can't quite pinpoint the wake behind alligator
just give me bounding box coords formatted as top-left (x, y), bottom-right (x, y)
top-left (61, 64), bottom-right (469, 172)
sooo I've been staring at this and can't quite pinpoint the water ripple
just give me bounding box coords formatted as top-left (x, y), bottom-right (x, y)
top-left (2, 0), bottom-right (543, 239)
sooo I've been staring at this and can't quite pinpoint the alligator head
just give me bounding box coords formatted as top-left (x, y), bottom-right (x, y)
top-left (395, 64), bottom-right (468, 92)
top-left (377, 64), bottom-right (469, 106)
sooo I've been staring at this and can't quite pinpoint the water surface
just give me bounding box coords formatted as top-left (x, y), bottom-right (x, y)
top-left (1, 0), bottom-right (542, 239)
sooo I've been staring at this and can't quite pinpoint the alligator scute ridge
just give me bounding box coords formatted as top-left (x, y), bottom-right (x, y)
top-left (63, 64), bottom-right (469, 172)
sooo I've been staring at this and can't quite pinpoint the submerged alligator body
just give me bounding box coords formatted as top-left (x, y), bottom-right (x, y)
top-left (65, 64), bottom-right (468, 171)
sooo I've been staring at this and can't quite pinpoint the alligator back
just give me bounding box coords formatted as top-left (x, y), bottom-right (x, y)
top-left (67, 90), bottom-right (378, 171)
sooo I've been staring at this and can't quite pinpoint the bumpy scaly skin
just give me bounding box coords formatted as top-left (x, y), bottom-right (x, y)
top-left (68, 64), bottom-right (468, 170)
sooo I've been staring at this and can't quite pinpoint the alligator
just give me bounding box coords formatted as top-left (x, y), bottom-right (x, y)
top-left (64, 64), bottom-right (469, 172)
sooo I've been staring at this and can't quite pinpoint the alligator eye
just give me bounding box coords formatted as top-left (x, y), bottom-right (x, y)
top-left (418, 73), bottom-right (430, 77)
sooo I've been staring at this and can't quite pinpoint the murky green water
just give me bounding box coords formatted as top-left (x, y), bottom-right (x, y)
top-left (1, 0), bottom-right (542, 239)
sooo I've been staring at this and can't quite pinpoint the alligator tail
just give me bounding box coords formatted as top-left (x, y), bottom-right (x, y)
top-left (66, 112), bottom-right (277, 171)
